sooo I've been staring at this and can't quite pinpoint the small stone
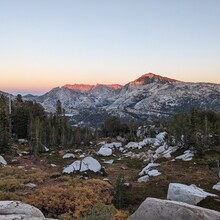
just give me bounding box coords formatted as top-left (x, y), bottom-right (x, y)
top-left (25, 183), bottom-right (37, 188)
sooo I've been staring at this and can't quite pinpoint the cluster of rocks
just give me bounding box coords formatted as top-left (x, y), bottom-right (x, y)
top-left (138, 162), bottom-right (161, 183)
top-left (60, 130), bottom-right (197, 184)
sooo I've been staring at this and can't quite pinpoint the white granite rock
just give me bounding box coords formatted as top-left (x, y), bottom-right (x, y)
top-left (176, 151), bottom-right (194, 161)
top-left (0, 156), bottom-right (7, 165)
top-left (97, 147), bottom-right (112, 156)
top-left (167, 183), bottom-right (217, 205)
top-left (124, 142), bottom-right (140, 149)
top-left (213, 182), bottom-right (220, 191)
top-left (104, 159), bottom-right (114, 164)
top-left (138, 175), bottom-right (149, 183)
top-left (128, 197), bottom-right (220, 220)
top-left (0, 201), bottom-right (44, 217)
top-left (63, 156), bottom-right (101, 173)
top-left (148, 169), bottom-right (161, 177)
top-left (139, 163), bottom-right (160, 176)
top-left (25, 183), bottom-right (37, 188)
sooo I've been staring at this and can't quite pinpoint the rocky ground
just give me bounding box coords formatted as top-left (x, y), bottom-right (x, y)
top-left (0, 128), bottom-right (220, 219)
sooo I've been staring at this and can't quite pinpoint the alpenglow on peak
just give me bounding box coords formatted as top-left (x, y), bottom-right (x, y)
top-left (130, 73), bottom-right (181, 85)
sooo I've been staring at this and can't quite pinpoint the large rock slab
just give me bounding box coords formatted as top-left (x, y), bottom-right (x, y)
top-left (63, 156), bottom-right (101, 173)
top-left (167, 183), bottom-right (217, 205)
top-left (128, 197), bottom-right (220, 220)
top-left (0, 201), bottom-right (44, 217)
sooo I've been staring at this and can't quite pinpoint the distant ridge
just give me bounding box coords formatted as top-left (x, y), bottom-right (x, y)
top-left (63, 84), bottom-right (123, 91)
top-left (8, 72), bottom-right (220, 126)
top-left (63, 84), bottom-right (94, 91)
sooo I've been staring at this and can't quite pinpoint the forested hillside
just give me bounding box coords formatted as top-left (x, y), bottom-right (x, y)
top-left (0, 94), bottom-right (93, 154)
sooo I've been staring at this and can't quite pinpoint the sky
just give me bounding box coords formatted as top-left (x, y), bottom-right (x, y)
top-left (0, 0), bottom-right (220, 95)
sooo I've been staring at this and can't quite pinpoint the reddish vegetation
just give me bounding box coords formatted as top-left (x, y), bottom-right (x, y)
top-left (63, 84), bottom-right (123, 91)
top-left (130, 73), bottom-right (182, 85)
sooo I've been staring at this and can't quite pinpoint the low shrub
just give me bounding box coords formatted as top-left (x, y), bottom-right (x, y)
top-left (0, 178), bottom-right (23, 192)
top-left (24, 179), bottom-right (114, 219)
top-left (0, 190), bottom-right (22, 200)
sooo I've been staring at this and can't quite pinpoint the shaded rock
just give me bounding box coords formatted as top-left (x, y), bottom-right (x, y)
top-left (148, 169), bottom-right (161, 177)
top-left (62, 153), bottom-right (75, 159)
top-left (167, 183), bottom-right (217, 205)
top-left (101, 142), bottom-right (122, 149)
top-left (100, 167), bottom-right (108, 176)
top-left (104, 159), bottom-right (114, 164)
top-left (50, 164), bottom-right (57, 167)
top-left (124, 142), bottom-right (140, 149)
top-left (123, 182), bottom-right (131, 187)
top-left (138, 175), bottom-right (149, 183)
top-left (156, 132), bottom-right (167, 142)
top-left (43, 146), bottom-right (49, 152)
top-left (18, 139), bottom-right (28, 144)
top-left (128, 197), bottom-right (220, 220)
top-left (176, 150), bottom-right (194, 161)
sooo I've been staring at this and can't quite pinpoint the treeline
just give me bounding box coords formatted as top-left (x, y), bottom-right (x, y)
top-left (0, 95), bottom-right (93, 154)
top-left (167, 108), bottom-right (220, 156)
top-left (102, 116), bottom-right (138, 140)
top-left (1, 93), bottom-right (219, 157)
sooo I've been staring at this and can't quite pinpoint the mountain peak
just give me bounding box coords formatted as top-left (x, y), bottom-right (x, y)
top-left (130, 73), bottom-right (181, 85)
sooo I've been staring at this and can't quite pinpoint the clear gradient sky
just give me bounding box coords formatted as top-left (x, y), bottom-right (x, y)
top-left (0, 0), bottom-right (220, 95)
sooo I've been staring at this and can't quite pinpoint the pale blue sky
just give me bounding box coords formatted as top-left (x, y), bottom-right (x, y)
top-left (0, 0), bottom-right (220, 94)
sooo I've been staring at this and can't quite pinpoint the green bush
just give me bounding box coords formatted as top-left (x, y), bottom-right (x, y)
top-left (0, 178), bottom-right (23, 192)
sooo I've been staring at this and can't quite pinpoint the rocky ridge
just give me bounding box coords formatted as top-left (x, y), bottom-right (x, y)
top-left (3, 73), bottom-right (220, 125)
